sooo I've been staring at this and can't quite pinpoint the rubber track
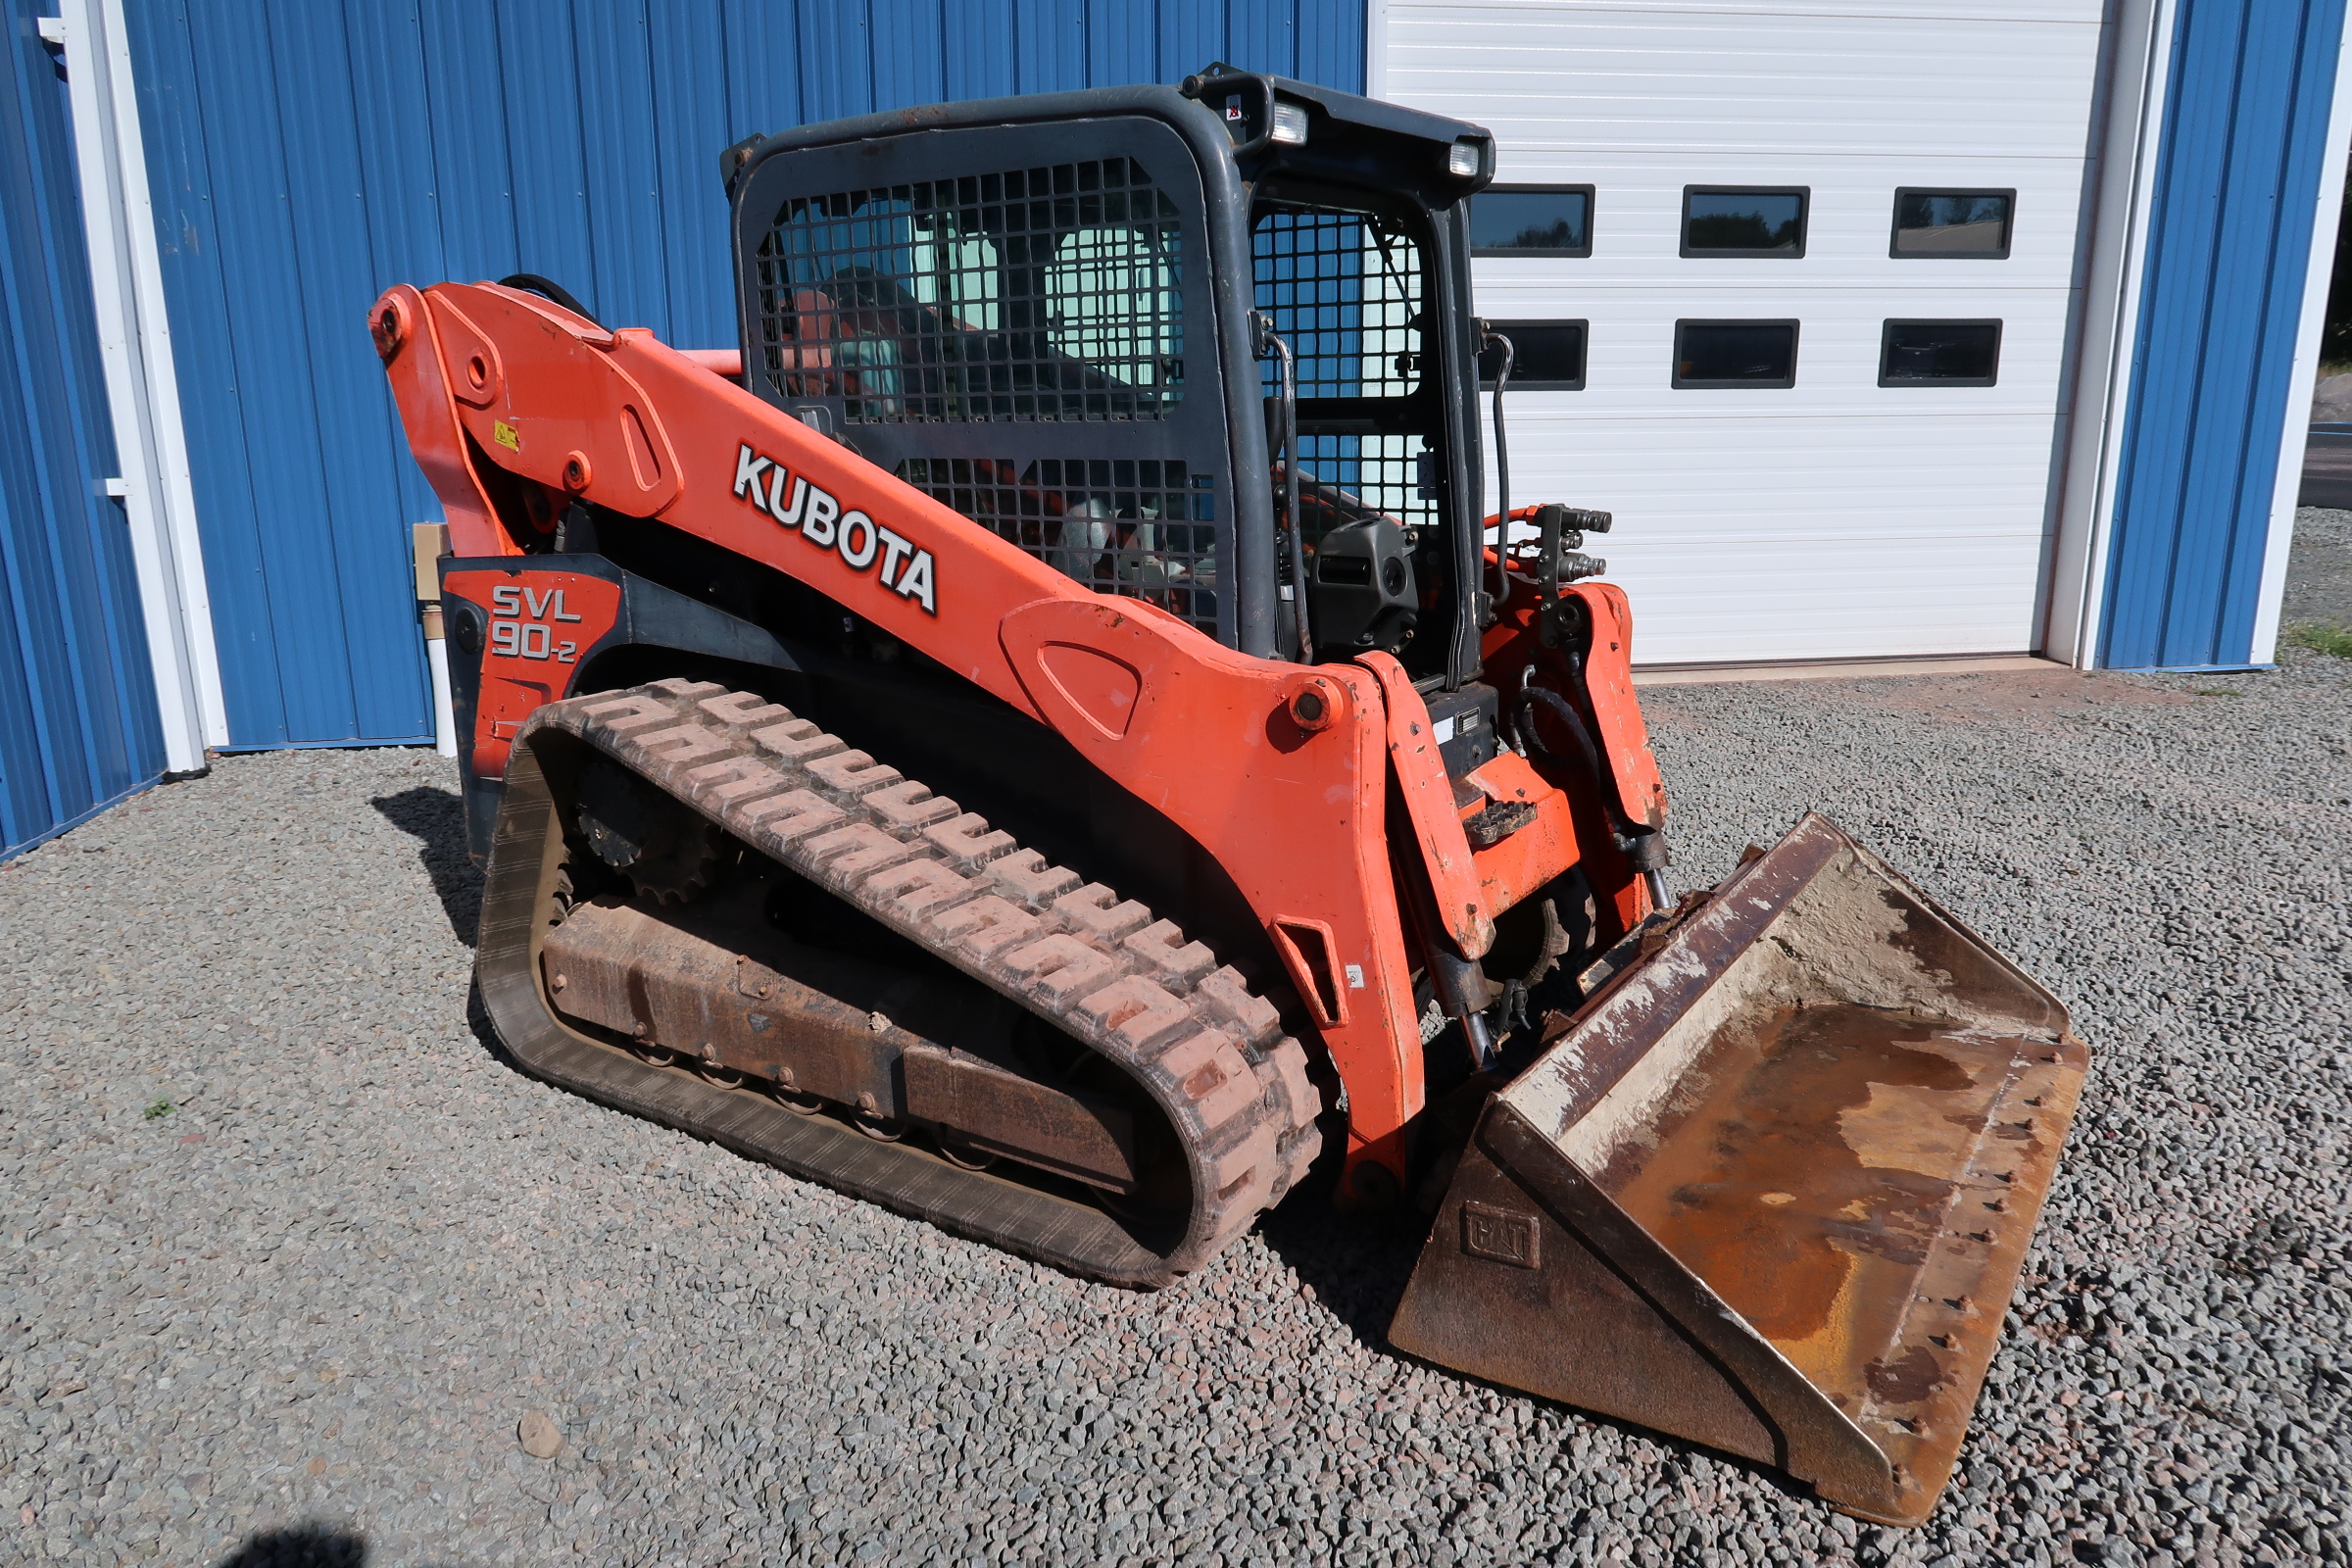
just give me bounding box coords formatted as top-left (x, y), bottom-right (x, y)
top-left (484, 678), bottom-right (1321, 1287)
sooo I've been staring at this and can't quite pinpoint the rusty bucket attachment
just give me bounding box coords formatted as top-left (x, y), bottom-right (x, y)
top-left (1390, 813), bottom-right (2087, 1526)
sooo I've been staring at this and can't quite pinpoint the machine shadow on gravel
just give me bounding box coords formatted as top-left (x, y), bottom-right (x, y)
top-left (213, 1521), bottom-right (368, 1567)
top-left (370, 786), bottom-right (482, 946)
top-left (1254, 1167), bottom-right (1430, 1346)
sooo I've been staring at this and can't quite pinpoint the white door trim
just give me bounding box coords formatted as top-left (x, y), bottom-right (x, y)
top-left (55, 0), bottom-right (226, 770)
top-left (2043, 0), bottom-right (2176, 669)
top-left (2250, 12), bottom-right (2352, 664)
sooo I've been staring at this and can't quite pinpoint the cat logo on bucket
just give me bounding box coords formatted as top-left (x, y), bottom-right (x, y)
top-left (731, 443), bottom-right (936, 614)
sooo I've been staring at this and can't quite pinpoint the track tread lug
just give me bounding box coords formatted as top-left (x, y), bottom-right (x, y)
top-left (1197, 966), bottom-right (1282, 1047)
top-left (1074, 974), bottom-right (1193, 1053)
top-left (936, 895), bottom-right (1045, 956)
top-left (806, 750), bottom-right (905, 800)
top-left (636, 721), bottom-right (733, 762)
top-left (739, 789), bottom-right (847, 841)
top-left (697, 692), bottom-right (793, 729)
top-left (924, 812), bottom-right (1016, 868)
top-left (1125, 918), bottom-right (1215, 989)
top-left (861, 858), bottom-right (982, 918)
top-left (1055, 883), bottom-right (1152, 941)
top-left (806, 821), bottom-right (925, 879)
top-left (1001, 932), bottom-right (1125, 1002)
top-left (864, 779), bottom-right (959, 835)
top-left (751, 718), bottom-right (845, 767)
top-left (990, 850), bottom-right (1082, 908)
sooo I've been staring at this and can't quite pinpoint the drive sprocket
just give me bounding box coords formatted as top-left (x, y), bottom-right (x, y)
top-left (572, 756), bottom-right (723, 904)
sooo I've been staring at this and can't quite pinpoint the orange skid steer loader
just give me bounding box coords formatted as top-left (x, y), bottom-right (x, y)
top-left (375, 67), bottom-right (2086, 1526)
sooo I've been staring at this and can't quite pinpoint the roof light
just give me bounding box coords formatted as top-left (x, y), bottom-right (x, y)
top-left (1446, 140), bottom-right (1481, 177)
top-left (1270, 103), bottom-right (1309, 146)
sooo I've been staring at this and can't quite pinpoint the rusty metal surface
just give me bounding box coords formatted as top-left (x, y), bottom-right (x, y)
top-left (541, 894), bottom-right (1142, 1190)
top-left (543, 896), bottom-right (905, 1109)
top-left (1391, 812), bottom-right (2089, 1527)
top-left (901, 1049), bottom-right (1137, 1190)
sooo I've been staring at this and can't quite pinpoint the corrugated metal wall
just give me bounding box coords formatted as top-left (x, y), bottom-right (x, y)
top-left (122, 0), bottom-right (1364, 749)
top-left (0, 1), bottom-right (166, 858)
top-left (2102, 0), bottom-right (2348, 668)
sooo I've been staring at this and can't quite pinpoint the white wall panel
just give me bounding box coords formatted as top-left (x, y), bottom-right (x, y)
top-left (1505, 411), bottom-right (2057, 660)
top-left (1385, 0), bottom-right (2109, 662)
top-left (1406, 1), bottom-right (2100, 19)
top-left (1393, 6), bottom-right (2103, 157)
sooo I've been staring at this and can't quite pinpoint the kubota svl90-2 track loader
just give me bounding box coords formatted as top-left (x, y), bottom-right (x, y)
top-left (374, 67), bottom-right (2087, 1526)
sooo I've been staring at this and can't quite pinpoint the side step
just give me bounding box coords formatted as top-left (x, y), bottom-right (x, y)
top-left (1390, 814), bottom-right (2087, 1526)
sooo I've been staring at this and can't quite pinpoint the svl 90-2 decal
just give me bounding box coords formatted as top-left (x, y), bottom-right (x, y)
top-left (444, 568), bottom-right (623, 780)
top-left (732, 443), bottom-right (937, 614)
top-left (488, 582), bottom-right (583, 663)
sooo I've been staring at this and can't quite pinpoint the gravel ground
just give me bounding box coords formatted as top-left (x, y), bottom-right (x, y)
top-left (2286, 508), bottom-right (2352, 629)
top-left (5, 601), bottom-right (2348, 1565)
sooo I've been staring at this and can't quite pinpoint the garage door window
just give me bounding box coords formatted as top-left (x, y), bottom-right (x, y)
top-left (1880, 319), bottom-right (2001, 385)
top-left (1673, 320), bottom-right (1798, 388)
top-left (1477, 320), bottom-right (1587, 389)
top-left (1682, 188), bottom-right (1807, 258)
top-left (1471, 187), bottom-right (1594, 257)
top-left (1891, 190), bottom-right (2014, 258)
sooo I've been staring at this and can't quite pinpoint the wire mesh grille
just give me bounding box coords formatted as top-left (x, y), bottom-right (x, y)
top-left (755, 159), bottom-right (1186, 422)
top-left (895, 457), bottom-right (1217, 635)
top-left (1290, 434), bottom-right (1440, 546)
top-left (1254, 205), bottom-right (1439, 545)
top-left (1251, 205), bottom-right (1424, 401)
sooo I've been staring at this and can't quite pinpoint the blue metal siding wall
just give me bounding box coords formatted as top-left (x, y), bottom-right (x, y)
top-left (2102, 0), bottom-right (2348, 668)
top-left (0, 3), bottom-right (167, 858)
top-left (124, 0), bottom-right (1364, 749)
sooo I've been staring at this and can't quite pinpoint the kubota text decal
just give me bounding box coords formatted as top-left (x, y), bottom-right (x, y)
top-left (732, 443), bottom-right (936, 613)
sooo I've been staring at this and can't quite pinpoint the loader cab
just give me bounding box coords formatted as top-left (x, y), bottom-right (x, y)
top-left (726, 69), bottom-right (1495, 687)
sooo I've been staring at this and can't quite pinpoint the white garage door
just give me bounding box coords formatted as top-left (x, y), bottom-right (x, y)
top-left (1380, 1), bottom-right (2108, 664)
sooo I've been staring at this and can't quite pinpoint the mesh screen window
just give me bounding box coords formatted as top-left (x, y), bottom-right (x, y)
top-left (754, 158), bottom-right (1186, 422)
top-left (1252, 204), bottom-right (1424, 402)
top-left (895, 457), bottom-right (1218, 635)
top-left (1252, 204), bottom-right (1439, 543)
top-left (1287, 435), bottom-right (1441, 555)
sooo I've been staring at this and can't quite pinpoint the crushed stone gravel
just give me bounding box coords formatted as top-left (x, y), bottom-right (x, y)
top-left (2286, 507), bottom-right (2352, 630)
top-left (4, 599), bottom-right (2348, 1566)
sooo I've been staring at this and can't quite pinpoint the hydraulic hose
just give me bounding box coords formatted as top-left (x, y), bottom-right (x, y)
top-left (1483, 329), bottom-right (1515, 618)
top-left (1510, 673), bottom-right (1672, 909)
top-left (1511, 681), bottom-right (1606, 798)
top-left (498, 273), bottom-right (602, 327)
top-left (1256, 317), bottom-right (1312, 662)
